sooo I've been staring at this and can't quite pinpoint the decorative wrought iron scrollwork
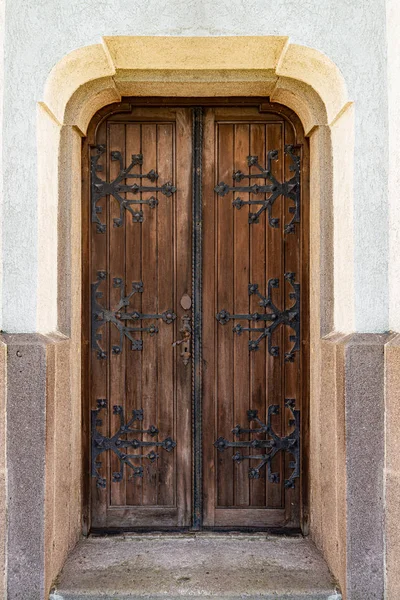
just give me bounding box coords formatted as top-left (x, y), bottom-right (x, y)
top-left (216, 273), bottom-right (300, 361)
top-left (91, 271), bottom-right (176, 359)
top-left (91, 399), bottom-right (176, 489)
top-left (91, 144), bottom-right (177, 232)
top-left (214, 145), bottom-right (300, 232)
top-left (214, 400), bottom-right (300, 488)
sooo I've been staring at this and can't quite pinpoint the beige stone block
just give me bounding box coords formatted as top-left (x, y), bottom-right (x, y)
top-left (68, 340), bottom-right (82, 548)
top-left (270, 78), bottom-right (327, 135)
top-left (385, 335), bottom-right (400, 472)
top-left (113, 70), bottom-right (277, 99)
top-left (385, 335), bottom-right (400, 599)
top-left (276, 43), bottom-right (349, 125)
top-left (50, 340), bottom-right (74, 588)
top-left (308, 125), bottom-right (334, 337)
top-left (385, 471), bottom-right (400, 599)
top-left (334, 341), bottom-right (347, 595)
top-left (319, 338), bottom-right (340, 573)
top-left (40, 36), bottom-right (349, 137)
top-left (64, 76), bottom-right (120, 135)
top-left (58, 126), bottom-right (83, 336)
top-left (41, 334), bottom-right (82, 596)
top-left (313, 334), bottom-right (347, 595)
top-left (103, 36), bottom-right (289, 71)
top-left (44, 339), bottom-right (56, 597)
top-left (43, 44), bottom-right (115, 125)
top-left (308, 334), bottom-right (347, 597)
top-left (309, 339), bottom-right (323, 549)
top-left (55, 125), bottom-right (83, 552)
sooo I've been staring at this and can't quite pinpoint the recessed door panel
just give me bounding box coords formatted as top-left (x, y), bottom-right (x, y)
top-left (87, 108), bottom-right (192, 529)
top-left (84, 101), bottom-right (308, 531)
top-left (202, 107), bottom-right (306, 528)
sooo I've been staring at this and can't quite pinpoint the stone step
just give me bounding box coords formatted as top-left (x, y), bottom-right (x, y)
top-left (50, 533), bottom-right (342, 600)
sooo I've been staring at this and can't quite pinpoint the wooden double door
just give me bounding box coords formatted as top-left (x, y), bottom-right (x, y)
top-left (84, 101), bottom-right (308, 531)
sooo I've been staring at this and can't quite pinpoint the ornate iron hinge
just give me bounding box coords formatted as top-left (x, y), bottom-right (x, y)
top-left (91, 400), bottom-right (176, 489)
top-left (91, 144), bottom-right (177, 232)
top-left (214, 400), bottom-right (300, 488)
top-left (92, 271), bottom-right (176, 359)
top-left (216, 273), bottom-right (300, 361)
top-left (214, 145), bottom-right (300, 232)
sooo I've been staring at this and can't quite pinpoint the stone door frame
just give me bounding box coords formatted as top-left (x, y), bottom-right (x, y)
top-left (1, 36), bottom-right (389, 600)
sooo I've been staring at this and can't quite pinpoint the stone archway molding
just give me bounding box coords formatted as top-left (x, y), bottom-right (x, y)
top-left (43, 36), bottom-right (349, 134)
top-left (38, 36), bottom-right (355, 338)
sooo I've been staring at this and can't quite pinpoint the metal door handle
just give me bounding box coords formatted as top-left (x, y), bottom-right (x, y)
top-left (172, 314), bottom-right (191, 366)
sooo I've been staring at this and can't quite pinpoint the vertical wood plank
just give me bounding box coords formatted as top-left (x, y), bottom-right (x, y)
top-left (202, 109), bottom-right (217, 525)
top-left (216, 123), bottom-right (235, 507)
top-left (249, 123), bottom-right (266, 507)
top-left (82, 127), bottom-right (91, 533)
top-left (265, 123), bottom-right (284, 508)
top-left (141, 123), bottom-right (158, 505)
top-left (174, 108), bottom-right (192, 526)
top-left (108, 123), bottom-right (127, 507)
top-left (125, 123), bottom-right (143, 506)
top-left (156, 122), bottom-right (175, 506)
top-left (300, 134), bottom-right (310, 530)
top-left (89, 107), bottom-right (192, 528)
top-left (173, 109), bottom-right (193, 526)
top-left (202, 107), bottom-right (307, 527)
top-left (90, 121), bottom-right (109, 527)
top-left (233, 123), bottom-right (250, 507)
top-left (283, 121), bottom-right (301, 524)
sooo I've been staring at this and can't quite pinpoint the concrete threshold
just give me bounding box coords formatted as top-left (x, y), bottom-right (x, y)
top-left (50, 533), bottom-right (341, 600)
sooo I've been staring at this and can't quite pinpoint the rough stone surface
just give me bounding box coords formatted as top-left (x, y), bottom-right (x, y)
top-left (0, 340), bottom-right (7, 599)
top-left (1, 332), bottom-right (81, 600)
top-left (344, 334), bottom-right (390, 600)
top-left (49, 534), bottom-right (341, 600)
top-left (315, 335), bottom-right (347, 588)
top-left (5, 334), bottom-right (49, 600)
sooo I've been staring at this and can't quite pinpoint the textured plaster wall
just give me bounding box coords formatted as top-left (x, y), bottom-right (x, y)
top-left (0, 0), bottom-right (4, 332)
top-left (0, 7), bottom-right (5, 598)
top-left (1, 0), bottom-right (389, 333)
top-left (387, 0), bottom-right (400, 331)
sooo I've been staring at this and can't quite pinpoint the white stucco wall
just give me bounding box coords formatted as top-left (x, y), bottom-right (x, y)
top-left (0, 0), bottom-right (4, 333)
top-left (387, 0), bottom-right (400, 332)
top-left (1, 0), bottom-right (390, 333)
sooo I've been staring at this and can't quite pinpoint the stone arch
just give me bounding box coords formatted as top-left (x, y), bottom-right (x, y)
top-left (39, 36), bottom-right (353, 336)
top-left (36, 36), bottom-right (353, 594)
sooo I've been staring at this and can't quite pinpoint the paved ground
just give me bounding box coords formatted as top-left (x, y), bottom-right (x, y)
top-left (50, 533), bottom-right (342, 600)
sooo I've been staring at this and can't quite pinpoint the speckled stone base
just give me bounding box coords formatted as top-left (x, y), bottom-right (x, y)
top-left (49, 534), bottom-right (341, 600)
